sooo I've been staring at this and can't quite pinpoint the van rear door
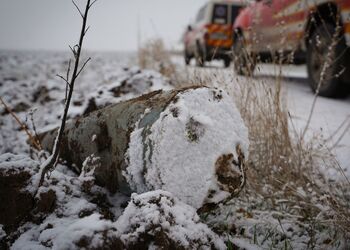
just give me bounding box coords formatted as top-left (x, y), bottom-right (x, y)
top-left (212, 4), bottom-right (229, 24)
top-left (231, 4), bottom-right (243, 24)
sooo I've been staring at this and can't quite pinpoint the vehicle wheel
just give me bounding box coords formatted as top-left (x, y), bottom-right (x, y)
top-left (307, 23), bottom-right (348, 97)
top-left (223, 57), bottom-right (231, 68)
top-left (195, 43), bottom-right (205, 67)
top-left (184, 54), bottom-right (191, 65)
top-left (233, 33), bottom-right (255, 76)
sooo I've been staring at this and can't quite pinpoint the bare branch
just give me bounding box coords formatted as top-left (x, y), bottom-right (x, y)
top-left (72, 0), bottom-right (84, 18)
top-left (65, 59), bottom-right (72, 101)
top-left (89, 0), bottom-right (97, 9)
top-left (56, 74), bottom-right (70, 86)
top-left (66, 59), bottom-right (72, 81)
top-left (84, 26), bottom-right (90, 36)
top-left (76, 57), bottom-right (91, 78)
top-left (69, 45), bottom-right (76, 58)
top-left (56, 73), bottom-right (71, 101)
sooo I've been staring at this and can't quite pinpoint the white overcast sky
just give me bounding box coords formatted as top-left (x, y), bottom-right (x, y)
top-left (0, 0), bottom-right (207, 51)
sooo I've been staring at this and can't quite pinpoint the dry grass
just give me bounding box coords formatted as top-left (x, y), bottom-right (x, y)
top-left (227, 18), bottom-right (350, 238)
top-left (233, 75), bottom-right (350, 233)
top-left (138, 38), bottom-right (193, 87)
top-left (137, 36), bottom-right (350, 241)
top-left (188, 67), bottom-right (350, 246)
top-left (138, 39), bottom-right (176, 79)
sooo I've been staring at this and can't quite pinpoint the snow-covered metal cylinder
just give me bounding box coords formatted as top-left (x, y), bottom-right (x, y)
top-left (40, 87), bottom-right (249, 209)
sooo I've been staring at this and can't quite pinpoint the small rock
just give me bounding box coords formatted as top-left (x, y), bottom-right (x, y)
top-left (35, 189), bottom-right (56, 214)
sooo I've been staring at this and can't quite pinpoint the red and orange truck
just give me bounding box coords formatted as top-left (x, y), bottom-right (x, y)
top-left (233, 0), bottom-right (350, 97)
top-left (184, 0), bottom-right (247, 67)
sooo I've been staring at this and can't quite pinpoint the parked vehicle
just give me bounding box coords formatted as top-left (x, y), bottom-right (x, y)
top-left (233, 0), bottom-right (350, 97)
top-left (184, 0), bottom-right (247, 67)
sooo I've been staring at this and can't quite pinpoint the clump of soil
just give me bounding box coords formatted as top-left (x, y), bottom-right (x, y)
top-left (0, 154), bottom-right (39, 233)
top-left (185, 117), bottom-right (205, 142)
top-left (115, 190), bottom-right (226, 250)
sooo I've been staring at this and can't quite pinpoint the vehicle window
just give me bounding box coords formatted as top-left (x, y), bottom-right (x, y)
top-left (212, 4), bottom-right (228, 24)
top-left (231, 5), bottom-right (242, 24)
top-left (196, 5), bottom-right (207, 22)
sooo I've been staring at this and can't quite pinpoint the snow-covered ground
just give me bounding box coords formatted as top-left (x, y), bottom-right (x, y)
top-left (2, 51), bottom-right (347, 174)
top-left (0, 50), bottom-right (173, 154)
top-left (1, 51), bottom-right (349, 249)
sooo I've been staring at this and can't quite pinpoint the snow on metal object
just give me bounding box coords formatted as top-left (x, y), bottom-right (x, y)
top-left (125, 87), bottom-right (249, 209)
top-left (39, 87), bottom-right (249, 209)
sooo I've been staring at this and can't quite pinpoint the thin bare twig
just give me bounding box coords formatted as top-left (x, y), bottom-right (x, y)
top-left (69, 45), bottom-right (76, 57)
top-left (56, 74), bottom-right (70, 85)
top-left (325, 115), bottom-right (350, 143)
top-left (330, 121), bottom-right (350, 150)
top-left (301, 24), bottom-right (341, 141)
top-left (76, 57), bottom-right (91, 78)
top-left (84, 26), bottom-right (90, 36)
top-left (0, 97), bottom-right (42, 151)
top-left (65, 59), bottom-right (72, 101)
top-left (72, 0), bottom-right (84, 18)
top-left (66, 59), bottom-right (72, 81)
top-left (89, 0), bottom-right (98, 8)
top-left (29, 109), bottom-right (42, 150)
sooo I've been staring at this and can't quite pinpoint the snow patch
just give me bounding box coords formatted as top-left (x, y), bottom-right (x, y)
top-left (126, 88), bottom-right (249, 208)
top-left (88, 67), bottom-right (172, 109)
top-left (0, 225), bottom-right (5, 241)
top-left (115, 190), bottom-right (226, 249)
top-left (0, 153), bottom-right (39, 175)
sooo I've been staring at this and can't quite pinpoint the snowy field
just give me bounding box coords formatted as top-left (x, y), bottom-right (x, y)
top-left (1, 50), bottom-right (349, 249)
top-left (2, 51), bottom-right (348, 176)
top-left (0, 51), bottom-right (172, 154)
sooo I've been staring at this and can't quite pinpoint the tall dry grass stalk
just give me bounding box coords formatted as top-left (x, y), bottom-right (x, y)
top-left (232, 74), bottom-right (350, 235)
top-left (138, 39), bottom-right (176, 79)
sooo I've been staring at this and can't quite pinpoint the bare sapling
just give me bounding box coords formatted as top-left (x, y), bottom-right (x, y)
top-left (37, 0), bottom-right (97, 190)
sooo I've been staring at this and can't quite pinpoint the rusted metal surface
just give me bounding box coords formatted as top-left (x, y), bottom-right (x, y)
top-left (40, 86), bottom-right (247, 210)
top-left (40, 89), bottom-right (191, 193)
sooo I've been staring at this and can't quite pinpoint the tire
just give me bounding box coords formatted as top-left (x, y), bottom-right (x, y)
top-left (306, 23), bottom-right (348, 97)
top-left (223, 57), bottom-right (231, 68)
top-left (195, 43), bottom-right (205, 67)
top-left (233, 33), bottom-right (255, 76)
top-left (184, 54), bottom-right (191, 65)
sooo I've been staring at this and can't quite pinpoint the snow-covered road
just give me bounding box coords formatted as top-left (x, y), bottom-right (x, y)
top-left (260, 64), bottom-right (350, 178)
